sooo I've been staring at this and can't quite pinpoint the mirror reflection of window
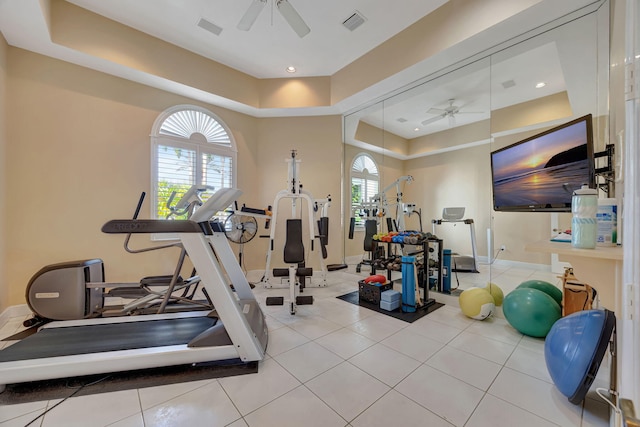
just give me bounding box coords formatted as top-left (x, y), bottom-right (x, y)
top-left (351, 153), bottom-right (379, 228)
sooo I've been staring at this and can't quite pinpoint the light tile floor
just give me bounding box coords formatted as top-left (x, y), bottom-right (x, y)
top-left (0, 262), bottom-right (612, 427)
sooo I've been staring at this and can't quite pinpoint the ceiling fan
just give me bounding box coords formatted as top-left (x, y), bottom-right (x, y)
top-left (421, 99), bottom-right (482, 127)
top-left (237, 0), bottom-right (310, 38)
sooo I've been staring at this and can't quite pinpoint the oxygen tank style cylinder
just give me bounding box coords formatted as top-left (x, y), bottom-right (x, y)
top-left (571, 185), bottom-right (598, 249)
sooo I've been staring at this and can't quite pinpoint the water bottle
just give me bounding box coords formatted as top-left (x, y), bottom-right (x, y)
top-left (571, 185), bottom-right (598, 249)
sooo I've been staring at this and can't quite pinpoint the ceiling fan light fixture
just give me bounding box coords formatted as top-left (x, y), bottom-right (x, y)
top-left (276, 0), bottom-right (310, 38)
top-left (237, 0), bottom-right (267, 31)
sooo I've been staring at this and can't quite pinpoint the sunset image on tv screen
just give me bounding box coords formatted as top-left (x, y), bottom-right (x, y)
top-left (491, 119), bottom-right (590, 210)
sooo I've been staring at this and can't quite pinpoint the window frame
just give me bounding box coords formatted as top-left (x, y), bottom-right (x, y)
top-left (350, 153), bottom-right (380, 229)
top-left (150, 105), bottom-right (237, 237)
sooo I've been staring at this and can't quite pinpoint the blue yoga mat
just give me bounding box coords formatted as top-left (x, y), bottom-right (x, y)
top-left (401, 256), bottom-right (416, 313)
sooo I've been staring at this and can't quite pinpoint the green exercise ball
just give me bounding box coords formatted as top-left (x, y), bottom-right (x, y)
top-left (503, 288), bottom-right (561, 337)
top-left (459, 287), bottom-right (495, 320)
top-left (518, 280), bottom-right (563, 306)
top-left (485, 283), bottom-right (504, 306)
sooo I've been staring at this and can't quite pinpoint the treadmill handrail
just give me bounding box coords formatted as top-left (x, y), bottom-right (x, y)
top-left (102, 219), bottom-right (205, 234)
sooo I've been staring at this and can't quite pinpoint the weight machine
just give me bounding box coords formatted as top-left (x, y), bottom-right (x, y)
top-left (262, 150), bottom-right (329, 314)
top-left (372, 175), bottom-right (414, 232)
top-left (351, 175), bottom-right (418, 273)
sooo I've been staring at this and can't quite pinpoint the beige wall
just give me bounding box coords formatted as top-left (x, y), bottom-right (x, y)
top-left (3, 48), bottom-right (343, 306)
top-left (0, 34), bottom-right (7, 312)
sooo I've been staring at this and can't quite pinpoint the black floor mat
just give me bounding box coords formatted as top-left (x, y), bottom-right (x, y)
top-left (336, 291), bottom-right (443, 323)
top-left (0, 359), bottom-right (258, 404)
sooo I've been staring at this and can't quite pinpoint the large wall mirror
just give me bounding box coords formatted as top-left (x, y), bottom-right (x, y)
top-left (343, 2), bottom-right (610, 296)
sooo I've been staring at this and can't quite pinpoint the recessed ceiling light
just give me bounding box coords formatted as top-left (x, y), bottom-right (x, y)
top-left (535, 82), bottom-right (546, 88)
top-left (414, 127), bottom-right (420, 131)
top-left (286, 66), bottom-right (296, 73)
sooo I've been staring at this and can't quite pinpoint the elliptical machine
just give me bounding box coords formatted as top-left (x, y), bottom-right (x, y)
top-left (23, 186), bottom-right (215, 326)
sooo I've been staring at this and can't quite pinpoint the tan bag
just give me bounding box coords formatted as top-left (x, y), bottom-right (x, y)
top-left (561, 267), bottom-right (597, 316)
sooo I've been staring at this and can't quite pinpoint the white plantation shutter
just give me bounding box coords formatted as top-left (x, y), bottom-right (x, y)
top-left (151, 106), bottom-right (236, 226)
top-left (159, 109), bottom-right (231, 145)
top-left (351, 154), bottom-right (379, 227)
top-left (157, 145), bottom-right (196, 188)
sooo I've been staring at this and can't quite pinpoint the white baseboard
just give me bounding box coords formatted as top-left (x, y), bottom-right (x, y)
top-left (477, 256), bottom-right (552, 272)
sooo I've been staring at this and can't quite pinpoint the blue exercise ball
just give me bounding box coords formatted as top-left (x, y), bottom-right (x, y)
top-left (544, 309), bottom-right (615, 404)
top-left (502, 288), bottom-right (561, 337)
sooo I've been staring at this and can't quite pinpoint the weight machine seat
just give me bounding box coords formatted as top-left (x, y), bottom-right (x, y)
top-left (283, 219), bottom-right (305, 264)
top-left (363, 220), bottom-right (377, 251)
top-left (272, 268), bottom-right (312, 277)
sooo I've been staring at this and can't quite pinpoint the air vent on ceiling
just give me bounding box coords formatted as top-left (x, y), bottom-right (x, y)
top-left (396, 118), bottom-right (408, 123)
top-left (501, 79), bottom-right (516, 89)
top-left (198, 18), bottom-right (223, 36)
top-left (343, 11), bottom-right (366, 31)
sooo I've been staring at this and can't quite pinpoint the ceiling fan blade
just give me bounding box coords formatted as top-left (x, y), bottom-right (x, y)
top-left (426, 107), bottom-right (446, 115)
top-left (276, 0), bottom-right (310, 38)
top-left (421, 114), bottom-right (446, 126)
top-left (237, 0), bottom-right (267, 31)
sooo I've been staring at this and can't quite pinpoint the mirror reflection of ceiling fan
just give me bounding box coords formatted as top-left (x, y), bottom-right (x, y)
top-left (237, 0), bottom-right (310, 38)
top-left (421, 99), bottom-right (483, 127)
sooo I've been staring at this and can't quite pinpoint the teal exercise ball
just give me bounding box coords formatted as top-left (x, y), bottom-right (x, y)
top-left (518, 280), bottom-right (563, 306)
top-left (503, 288), bottom-right (561, 337)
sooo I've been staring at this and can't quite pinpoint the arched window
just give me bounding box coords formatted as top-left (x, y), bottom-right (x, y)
top-left (151, 105), bottom-right (236, 221)
top-left (351, 153), bottom-right (379, 227)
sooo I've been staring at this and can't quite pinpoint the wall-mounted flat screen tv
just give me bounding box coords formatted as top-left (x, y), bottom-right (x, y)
top-left (491, 114), bottom-right (595, 212)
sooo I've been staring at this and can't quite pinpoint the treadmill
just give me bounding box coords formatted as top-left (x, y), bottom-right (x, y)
top-left (0, 188), bottom-right (267, 392)
top-left (432, 207), bottom-right (480, 273)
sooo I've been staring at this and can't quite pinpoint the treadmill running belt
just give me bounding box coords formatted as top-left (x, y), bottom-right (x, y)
top-left (0, 316), bottom-right (220, 363)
